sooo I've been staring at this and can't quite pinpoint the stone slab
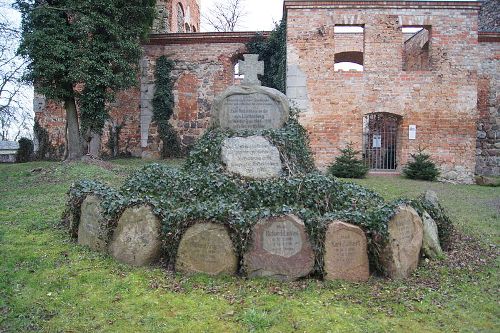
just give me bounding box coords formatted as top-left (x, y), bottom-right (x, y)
top-left (422, 211), bottom-right (443, 259)
top-left (243, 214), bottom-right (315, 281)
top-left (381, 205), bottom-right (423, 279)
top-left (324, 221), bottom-right (370, 282)
top-left (221, 136), bottom-right (282, 179)
top-left (108, 205), bottom-right (162, 266)
top-left (176, 222), bottom-right (238, 276)
top-left (78, 195), bottom-right (107, 252)
top-left (211, 85), bottom-right (289, 131)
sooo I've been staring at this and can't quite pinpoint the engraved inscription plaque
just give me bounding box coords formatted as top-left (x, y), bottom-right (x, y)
top-left (223, 94), bottom-right (278, 130)
top-left (243, 215), bottom-right (314, 281)
top-left (221, 136), bottom-right (282, 179)
top-left (211, 85), bottom-right (289, 130)
top-left (262, 220), bottom-right (302, 258)
top-left (324, 221), bottom-right (369, 282)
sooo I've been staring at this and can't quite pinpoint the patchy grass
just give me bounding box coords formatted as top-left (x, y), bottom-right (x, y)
top-left (0, 160), bottom-right (498, 332)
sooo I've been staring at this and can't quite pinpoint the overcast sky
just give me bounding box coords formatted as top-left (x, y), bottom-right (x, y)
top-left (200, 0), bottom-right (284, 32)
top-left (199, 0), bottom-right (477, 32)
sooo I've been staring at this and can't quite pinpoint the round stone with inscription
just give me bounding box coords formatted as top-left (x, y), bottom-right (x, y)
top-left (380, 205), bottom-right (423, 279)
top-left (78, 195), bottom-right (107, 252)
top-left (108, 205), bottom-right (162, 267)
top-left (211, 85), bottom-right (289, 131)
top-left (221, 136), bottom-right (282, 179)
top-left (176, 222), bottom-right (238, 276)
top-left (324, 221), bottom-right (370, 282)
top-left (243, 215), bottom-right (315, 281)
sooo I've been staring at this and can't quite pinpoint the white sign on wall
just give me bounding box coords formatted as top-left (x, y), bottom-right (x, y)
top-left (409, 125), bottom-right (417, 140)
top-left (372, 134), bottom-right (382, 148)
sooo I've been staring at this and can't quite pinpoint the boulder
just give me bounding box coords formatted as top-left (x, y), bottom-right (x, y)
top-left (176, 222), bottom-right (238, 276)
top-left (421, 211), bottom-right (443, 259)
top-left (380, 205), bottom-right (423, 279)
top-left (324, 221), bottom-right (370, 282)
top-left (78, 195), bottom-right (107, 252)
top-left (243, 214), bottom-right (314, 281)
top-left (108, 205), bottom-right (162, 266)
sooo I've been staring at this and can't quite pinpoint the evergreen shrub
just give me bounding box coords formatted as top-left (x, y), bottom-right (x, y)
top-left (16, 137), bottom-right (34, 163)
top-left (403, 149), bottom-right (440, 181)
top-left (327, 143), bottom-right (369, 178)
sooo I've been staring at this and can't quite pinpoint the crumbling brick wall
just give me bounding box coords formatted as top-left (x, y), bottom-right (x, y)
top-left (137, 33), bottom-right (256, 158)
top-left (33, 32), bottom-right (256, 159)
top-left (285, 0), bottom-right (480, 183)
top-left (476, 35), bottom-right (499, 176)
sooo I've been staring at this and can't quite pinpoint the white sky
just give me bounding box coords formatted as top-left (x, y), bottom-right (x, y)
top-left (199, 0), bottom-right (477, 32)
top-left (200, 0), bottom-right (284, 32)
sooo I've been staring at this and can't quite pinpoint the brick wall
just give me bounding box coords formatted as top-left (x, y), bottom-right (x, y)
top-left (33, 32), bottom-right (257, 159)
top-left (285, 1), bottom-right (480, 183)
top-left (403, 28), bottom-right (430, 71)
top-left (476, 33), bottom-right (500, 176)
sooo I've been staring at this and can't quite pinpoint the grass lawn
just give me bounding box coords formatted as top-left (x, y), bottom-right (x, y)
top-left (0, 159), bottom-right (498, 332)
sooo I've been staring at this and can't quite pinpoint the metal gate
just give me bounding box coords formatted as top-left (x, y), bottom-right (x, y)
top-left (362, 113), bottom-right (400, 170)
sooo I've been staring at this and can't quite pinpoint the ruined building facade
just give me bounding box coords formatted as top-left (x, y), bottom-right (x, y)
top-left (34, 0), bottom-right (499, 183)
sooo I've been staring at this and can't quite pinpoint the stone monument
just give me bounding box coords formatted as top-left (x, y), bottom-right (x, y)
top-left (324, 221), bottom-right (370, 282)
top-left (243, 214), bottom-right (315, 281)
top-left (176, 222), bottom-right (238, 276)
top-left (380, 205), bottom-right (423, 279)
top-left (108, 205), bottom-right (162, 266)
top-left (78, 195), bottom-right (107, 252)
top-left (211, 54), bottom-right (290, 179)
top-left (221, 136), bottom-right (282, 179)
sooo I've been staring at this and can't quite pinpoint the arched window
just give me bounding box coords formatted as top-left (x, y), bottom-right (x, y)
top-left (177, 3), bottom-right (184, 33)
top-left (334, 25), bottom-right (365, 72)
top-left (334, 51), bottom-right (364, 71)
top-left (191, 25), bottom-right (196, 32)
top-left (185, 23), bottom-right (191, 32)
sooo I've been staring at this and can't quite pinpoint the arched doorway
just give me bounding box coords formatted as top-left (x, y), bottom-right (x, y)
top-left (362, 113), bottom-right (401, 170)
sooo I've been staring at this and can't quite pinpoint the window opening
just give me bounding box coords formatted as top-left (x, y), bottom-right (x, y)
top-left (334, 25), bottom-right (365, 71)
top-left (177, 3), bottom-right (184, 32)
top-left (402, 26), bottom-right (431, 71)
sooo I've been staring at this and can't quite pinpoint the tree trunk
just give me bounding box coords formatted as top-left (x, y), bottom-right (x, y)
top-left (64, 97), bottom-right (83, 160)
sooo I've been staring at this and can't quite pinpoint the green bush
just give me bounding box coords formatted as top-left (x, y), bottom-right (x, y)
top-left (327, 143), bottom-right (369, 178)
top-left (403, 150), bottom-right (440, 181)
top-left (16, 137), bottom-right (34, 163)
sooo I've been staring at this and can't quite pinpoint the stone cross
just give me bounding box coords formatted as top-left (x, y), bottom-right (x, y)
top-left (238, 54), bottom-right (264, 86)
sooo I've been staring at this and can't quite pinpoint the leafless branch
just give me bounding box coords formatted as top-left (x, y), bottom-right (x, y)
top-left (202, 0), bottom-right (247, 32)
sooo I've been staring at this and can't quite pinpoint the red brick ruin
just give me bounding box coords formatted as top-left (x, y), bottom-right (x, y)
top-left (34, 0), bottom-right (499, 183)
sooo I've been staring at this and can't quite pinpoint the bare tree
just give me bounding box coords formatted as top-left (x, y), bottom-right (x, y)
top-left (203, 0), bottom-right (247, 32)
top-left (0, 0), bottom-right (32, 141)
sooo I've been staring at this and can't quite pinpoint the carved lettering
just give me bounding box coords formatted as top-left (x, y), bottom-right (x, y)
top-left (262, 220), bottom-right (302, 258)
top-left (223, 95), bottom-right (278, 130)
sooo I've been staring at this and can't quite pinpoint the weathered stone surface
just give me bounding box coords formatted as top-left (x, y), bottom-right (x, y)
top-left (108, 205), bottom-right (162, 266)
top-left (221, 136), bottom-right (282, 179)
top-left (475, 175), bottom-right (500, 186)
top-left (244, 214), bottom-right (314, 281)
top-left (421, 211), bottom-right (443, 259)
top-left (324, 221), bottom-right (370, 282)
top-left (238, 54), bottom-right (264, 86)
top-left (211, 85), bottom-right (289, 131)
top-left (424, 190), bottom-right (440, 209)
top-left (176, 222), bottom-right (238, 276)
top-left (380, 205), bottom-right (423, 279)
top-left (78, 195), bottom-right (107, 252)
